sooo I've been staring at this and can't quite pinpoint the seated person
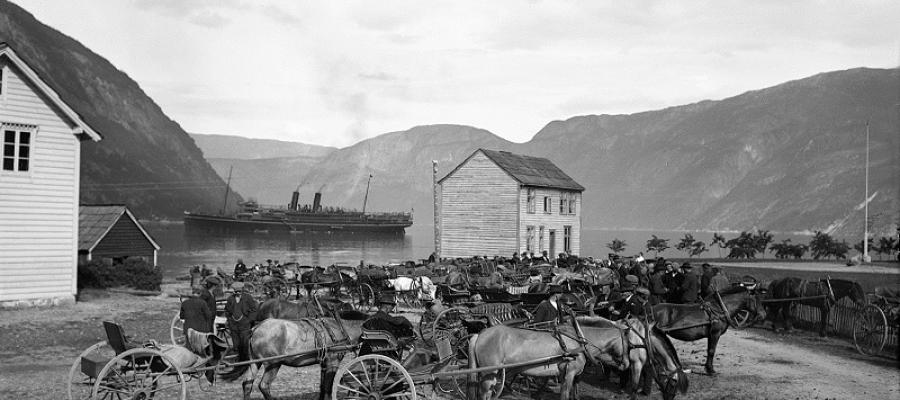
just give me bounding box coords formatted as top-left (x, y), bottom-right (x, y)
top-left (608, 287), bottom-right (650, 321)
top-left (363, 295), bottom-right (415, 340)
top-left (233, 259), bottom-right (249, 280)
top-left (531, 285), bottom-right (566, 325)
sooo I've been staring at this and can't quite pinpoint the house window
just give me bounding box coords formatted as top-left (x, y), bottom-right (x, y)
top-left (563, 225), bottom-right (572, 254)
top-left (526, 225), bottom-right (535, 252)
top-left (526, 188), bottom-right (535, 214)
top-left (543, 196), bottom-right (551, 213)
top-left (2, 126), bottom-right (34, 172)
top-left (539, 226), bottom-right (545, 252)
top-left (560, 193), bottom-right (567, 214)
top-left (568, 193), bottom-right (576, 215)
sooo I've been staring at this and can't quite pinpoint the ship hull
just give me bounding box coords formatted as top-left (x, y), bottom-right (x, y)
top-left (183, 212), bottom-right (411, 234)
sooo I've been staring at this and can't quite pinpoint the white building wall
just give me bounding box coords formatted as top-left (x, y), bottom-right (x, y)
top-left (518, 187), bottom-right (581, 256)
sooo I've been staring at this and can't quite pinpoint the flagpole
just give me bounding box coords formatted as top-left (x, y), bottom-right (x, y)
top-left (863, 121), bottom-right (870, 263)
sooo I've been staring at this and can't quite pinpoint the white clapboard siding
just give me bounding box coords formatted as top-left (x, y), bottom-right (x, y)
top-left (440, 152), bottom-right (518, 258)
top-left (518, 188), bottom-right (582, 256)
top-left (0, 57), bottom-right (81, 304)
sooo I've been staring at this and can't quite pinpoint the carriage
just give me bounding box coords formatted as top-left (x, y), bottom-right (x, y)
top-left (853, 284), bottom-right (900, 356)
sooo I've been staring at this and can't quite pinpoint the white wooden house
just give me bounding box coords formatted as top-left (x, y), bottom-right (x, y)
top-left (0, 43), bottom-right (102, 307)
top-left (438, 149), bottom-right (584, 259)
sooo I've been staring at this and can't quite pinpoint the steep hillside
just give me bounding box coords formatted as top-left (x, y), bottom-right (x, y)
top-left (205, 156), bottom-right (326, 206)
top-left (523, 68), bottom-right (899, 237)
top-left (0, 1), bottom-right (239, 218)
top-left (190, 133), bottom-right (336, 160)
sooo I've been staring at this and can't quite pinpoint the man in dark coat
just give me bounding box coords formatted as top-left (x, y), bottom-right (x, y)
top-left (678, 263), bottom-right (700, 304)
top-left (225, 282), bottom-right (258, 361)
top-left (180, 286), bottom-right (212, 344)
top-left (664, 262), bottom-right (682, 303)
top-left (532, 285), bottom-right (565, 324)
top-left (700, 263), bottom-right (714, 298)
top-left (648, 263), bottom-right (668, 305)
top-left (199, 280), bottom-right (217, 331)
top-left (365, 295), bottom-right (415, 339)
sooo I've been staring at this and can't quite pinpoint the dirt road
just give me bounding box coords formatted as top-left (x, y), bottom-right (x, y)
top-left (0, 289), bottom-right (897, 399)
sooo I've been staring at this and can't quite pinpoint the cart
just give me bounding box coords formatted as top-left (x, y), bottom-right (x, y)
top-left (853, 284), bottom-right (900, 356)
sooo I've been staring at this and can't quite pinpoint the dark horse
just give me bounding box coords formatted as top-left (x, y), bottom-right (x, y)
top-left (766, 277), bottom-right (865, 336)
top-left (651, 286), bottom-right (764, 375)
top-left (220, 310), bottom-right (369, 400)
top-left (256, 297), bottom-right (351, 320)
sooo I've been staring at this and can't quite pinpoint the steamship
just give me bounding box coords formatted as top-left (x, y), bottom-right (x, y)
top-left (183, 191), bottom-right (413, 234)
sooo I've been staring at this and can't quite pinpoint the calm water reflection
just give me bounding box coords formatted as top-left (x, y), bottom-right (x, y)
top-left (147, 222), bottom-right (815, 280)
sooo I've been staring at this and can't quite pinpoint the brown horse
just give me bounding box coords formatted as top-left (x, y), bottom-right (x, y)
top-left (766, 277), bottom-right (865, 336)
top-left (220, 310), bottom-right (369, 400)
top-left (468, 316), bottom-right (687, 400)
top-left (651, 286), bottom-right (764, 375)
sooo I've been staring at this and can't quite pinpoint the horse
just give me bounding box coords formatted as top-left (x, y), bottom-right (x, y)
top-left (256, 297), bottom-right (351, 320)
top-left (299, 266), bottom-right (349, 298)
top-left (765, 277), bottom-right (865, 336)
top-left (650, 285), bottom-right (765, 375)
top-left (220, 310), bottom-right (369, 400)
top-left (387, 275), bottom-right (436, 301)
top-left (468, 316), bottom-right (687, 400)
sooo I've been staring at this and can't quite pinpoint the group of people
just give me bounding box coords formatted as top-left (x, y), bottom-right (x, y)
top-left (179, 279), bottom-right (258, 366)
top-left (232, 258), bottom-right (286, 280)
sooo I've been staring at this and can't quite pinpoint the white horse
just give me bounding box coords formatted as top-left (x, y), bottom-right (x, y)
top-left (388, 275), bottom-right (436, 301)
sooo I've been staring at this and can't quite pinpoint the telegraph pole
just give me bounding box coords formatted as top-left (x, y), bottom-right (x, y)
top-left (863, 121), bottom-right (870, 263)
top-left (433, 160), bottom-right (441, 260)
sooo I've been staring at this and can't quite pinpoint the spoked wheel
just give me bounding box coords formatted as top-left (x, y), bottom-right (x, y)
top-left (854, 304), bottom-right (888, 356)
top-left (332, 354), bottom-right (417, 400)
top-left (354, 284), bottom-right (376, 312)
top-left (418, 310), bottom-right (438, 346)
top-left (170, 312), bottom-right (185, 346)
top-left (67, 341), bottom-right (112, 400)
top-left (731, 309), bottom-right (755, 330)
top-left (433, 308), bottom-right (472, 360)
top-left (92, 348), bottom-right (186, 400)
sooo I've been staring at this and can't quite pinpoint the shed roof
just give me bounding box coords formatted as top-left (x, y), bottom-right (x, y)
top-left (440, 149), bottom-right (585, 191)
top-left (79, 205), bottom-right (160, 252)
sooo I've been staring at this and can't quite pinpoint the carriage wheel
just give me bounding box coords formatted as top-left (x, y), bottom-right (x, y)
top-left (433, 308), bottom-right (472, 360)
top-left (92, 347), bottom-right (186, 400)
top-left (731, 309), bottom-right (755, 330)
top-left (170, 312), bottom-right (185, 346)
top-left (418, 310), bottom-right (437, 346)
top-left (354, 284), bottom-right (377, 312)
top-left (67, 341), bottom-right (111, 400)
top-left (332, 354), bottom-right (417, 400)
top-left (854, 304), bottom-right (887, 356)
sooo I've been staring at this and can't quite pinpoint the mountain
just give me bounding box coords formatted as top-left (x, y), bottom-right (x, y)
top-left (204, 156), bottom-right (326, 206)
top-left (0, 1), bottom-right (240, 218)
top-left (197, 68), bottom-right (899, 238)
top-left (521, 68), bottom-right (899, 237)
top-left (189, 133), bottom-right (336, 160)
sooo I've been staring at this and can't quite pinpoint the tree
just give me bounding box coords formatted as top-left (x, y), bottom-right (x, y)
top-left (646, 235), bottom-right (670, 257)
top-left (876, 236), bottom-right (897, 260)
top-left (676, 233), bottom-right (697, 257)
top-left (752, 230), bottom-right (774, 255)
top-left (770, 239), bottom-right (807, 259)
top-left (725, 231), bottom-right (758, 259)
top-left (809, 231), bottom-right (833, 260)
top-left (710, 232), bottom-right (727, 258)
top-left (690, 241), bottom-right (709, 257)
top-left (606, 238), bottom-right (627, 255)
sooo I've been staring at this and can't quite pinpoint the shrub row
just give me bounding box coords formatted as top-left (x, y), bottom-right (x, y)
top-left (77, 258), bottom-right (162, 291)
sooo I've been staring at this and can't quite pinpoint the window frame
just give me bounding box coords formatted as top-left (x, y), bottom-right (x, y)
top-left (526, 225), bottom-right (535, 252)
top-left (543, 195), bottom-right (552, 214)
top-left (563, 225), bottom-right (572, 254)
top-left (526, 188), bottom-right (536, 214)
top-left (2, 123), bottom-right (36, 174)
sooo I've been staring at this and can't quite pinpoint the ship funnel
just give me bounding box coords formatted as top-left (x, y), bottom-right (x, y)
top-left (290, 191), bottom-right (300, 210)
top-left (313, 192), bottom-right (322, 212)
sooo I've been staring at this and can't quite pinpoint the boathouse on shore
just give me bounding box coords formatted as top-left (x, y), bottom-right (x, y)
top-left (438, 149), bottom-right (585, 259)
top-left (0, 43), bottom-right (103, 307)
top-left (79, 205), bottom-right (159, 267)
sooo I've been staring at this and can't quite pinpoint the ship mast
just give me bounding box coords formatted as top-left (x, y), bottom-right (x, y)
top-left (362, 174), bottom-right (373, 213)
top-left (221, 165), bottom-right (233, 215)
top-left (863, 121), bottom-right (870, 263)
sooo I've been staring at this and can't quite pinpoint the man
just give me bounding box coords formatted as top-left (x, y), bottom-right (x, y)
top-left (648, 263), bottom-right (669, 305)
top-left (678, 263), bottom-right (700, 304)
top-left (608, 281), bottom-right (646, 321)
top-left (225, 282), bottom-right (258, 362)
top-left (446, 267), bottom-right (468, 291)
top-left (484, 269), bottom-right (504, 289)
top-left (664, 262), bottom-right (682, 303)
top-left (180, 286), bottom-right (212, 345)
top-left (700, 263), bottom-right (714, 297)
top-left (366, 295), bottom-right (415, 339)
top-left (532, 285), bottom-right (565, 324)
top-left (707, 267), bottom-right (731, 294)
top-left (199, 279), bottom-right (218, 331)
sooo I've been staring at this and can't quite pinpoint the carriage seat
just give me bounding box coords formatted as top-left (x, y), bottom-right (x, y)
top-left (360, 329), bottom-right (401, 353)
top-left (103, 321), bottom-right (142, 355)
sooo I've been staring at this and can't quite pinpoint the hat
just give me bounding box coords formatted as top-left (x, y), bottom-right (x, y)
top-left (231, 282), bottom-right (245, 291)
top-left (548, 285), bottom-right (565, 294)
top-left (653, 263), bottom-right (667, 272)
top-left (681, 262), bottom-right (693, 269)
top-left (635, 287), bottom-right (650, 297)
top-left (624, 275), bottom-right (639, 285)
top-left (378, 294), bottom-right (396, 305)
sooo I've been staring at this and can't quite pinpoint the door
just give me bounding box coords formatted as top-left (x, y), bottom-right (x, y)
top-left (549, 230), bottom-right (556, 258)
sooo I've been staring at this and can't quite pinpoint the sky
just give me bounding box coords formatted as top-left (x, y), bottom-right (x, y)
top-left (13, 0), bottom-right (900, 148)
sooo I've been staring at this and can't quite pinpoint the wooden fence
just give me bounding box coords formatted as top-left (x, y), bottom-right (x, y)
top-left (792, 297), bottom-right (898, 352)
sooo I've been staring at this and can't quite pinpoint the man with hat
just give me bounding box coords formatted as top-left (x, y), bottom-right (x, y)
top-left (224, 282), bottom-right (258, 362)
top-left (664, 262), bottom-right (682, 303)
top-left (180, 285), bottom-right (213, 344)
top-left (648, 262), bottom-right (669, 305)
top-left (532, 285), bottom-right (566, 324)
top-left (366, 294), bottom-right (414, 339)
top-left (678, 262), bottom-right (700, 304)
top-left (608, 277), bottom-right (649, 321)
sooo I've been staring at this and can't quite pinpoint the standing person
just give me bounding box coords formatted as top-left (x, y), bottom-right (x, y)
top-left (648, 263), bottom-right (668, 305)
top-left (708, 267), bottom-right (731, 294)
top-left (199, 279), bottom-right (218, 331)
top-left (606, 276), bottom-right (638, 320)
top-left (532, 285), bottom-right (565, 324)
top-left (180, 286), bottom-right (212, 346)
top-left (664, 262), bottom-right (681, 303)
top-left (700, 263), bottom-right (714, 298)
top-left (224, 282), bottom-right (258, 362)
top-left (233, 259), bottom-right (248, 280)
top-left (678, 263), bottom-right (700, 304)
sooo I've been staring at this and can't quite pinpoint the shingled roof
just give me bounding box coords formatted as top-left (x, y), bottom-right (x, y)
top-left (79, 205), bottom-right (159, 251)
top-left (441, 149), bottom-right (585, 191)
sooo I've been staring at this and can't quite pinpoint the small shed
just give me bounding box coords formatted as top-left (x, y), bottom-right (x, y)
top-left (79, 205), bottom-right (159, 266)
top-left (438, 149), bottom-right (585, 259)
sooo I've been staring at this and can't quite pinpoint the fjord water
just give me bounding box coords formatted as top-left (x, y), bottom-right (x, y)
top-left (147, 222), bottom-right (818, 279)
